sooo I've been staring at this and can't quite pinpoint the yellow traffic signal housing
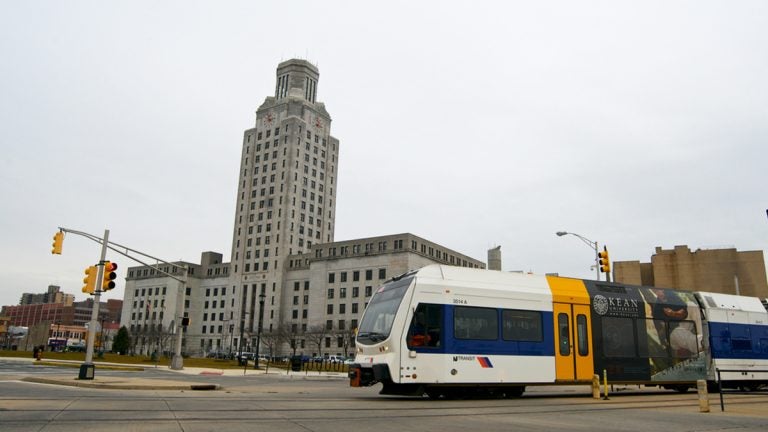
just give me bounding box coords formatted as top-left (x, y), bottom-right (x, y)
top-left (598, 247), bottom-right (611, 273)
top-left (102, 261), bottom-right (118, 291)
top-left (51, 232), bottom-right (64, 255)
top-left (82, 266), bottom-right (98, 294)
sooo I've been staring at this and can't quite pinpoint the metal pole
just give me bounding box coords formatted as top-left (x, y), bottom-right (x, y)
top-left (84, 229), bottom-right (108, 365)
top-left (170, 269), bottom-right (186, 370)
top-left (80, 229), bottom-right (109, 379)
top-left (718, 369), bottom-right (724, 411)
top-left (255, 293), bottom-right (265, 369)
top-left (594, 241), bottom-right (600, 282)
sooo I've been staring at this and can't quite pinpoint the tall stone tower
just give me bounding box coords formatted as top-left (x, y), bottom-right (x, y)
top-left (230, 59), bottom-right (339, 343)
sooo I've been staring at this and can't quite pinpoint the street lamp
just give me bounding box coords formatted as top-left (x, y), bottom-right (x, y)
top-left (254, 292), bottom-right (266, 369)
top-left (556, 231), bottom-right (600, 281)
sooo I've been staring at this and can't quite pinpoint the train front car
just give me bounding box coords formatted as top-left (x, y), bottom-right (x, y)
top-left (350, 265), bottom-right (557, 398)
top-left (348, 270), bottom-right (417, 393)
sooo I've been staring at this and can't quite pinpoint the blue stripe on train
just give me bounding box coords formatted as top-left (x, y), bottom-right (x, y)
top-left (412, 307), bottom-right (555, 356)
top-left (708, 321), bottom-right (768, 360)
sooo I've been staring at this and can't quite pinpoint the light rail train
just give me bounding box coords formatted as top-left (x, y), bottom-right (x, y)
top-left (348, 265), bottom-right (768, 398)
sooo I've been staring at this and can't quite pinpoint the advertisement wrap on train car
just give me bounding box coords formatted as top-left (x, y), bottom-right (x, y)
top-left (586, 282), bottom-right (707, 383)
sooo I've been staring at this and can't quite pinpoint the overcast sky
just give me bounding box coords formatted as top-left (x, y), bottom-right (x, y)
top-left (1, 1), bottom-right (766, 307)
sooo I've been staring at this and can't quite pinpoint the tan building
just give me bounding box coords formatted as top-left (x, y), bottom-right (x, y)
top-left (613, 245), bottom-right (768, 298)
top-left (20, 285), bottom-right (74, 306)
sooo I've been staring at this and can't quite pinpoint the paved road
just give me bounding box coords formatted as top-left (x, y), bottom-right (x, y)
top-left (1, 359), bottom-right (767, 432)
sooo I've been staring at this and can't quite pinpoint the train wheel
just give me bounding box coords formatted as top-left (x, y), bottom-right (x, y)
top-left (425, 390), bottom-right (440, 399)
top-left (504, 386), bottom-right (525, 398)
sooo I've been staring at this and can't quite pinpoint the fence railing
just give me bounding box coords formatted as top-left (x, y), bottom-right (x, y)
top-left (715, 368), bottom-right (768, 411)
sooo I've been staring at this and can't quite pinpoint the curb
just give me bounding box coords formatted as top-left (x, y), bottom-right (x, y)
top-left (20, 376), bottom-right (219, 391)
top-left (33, 361), bottom-right (145, 372)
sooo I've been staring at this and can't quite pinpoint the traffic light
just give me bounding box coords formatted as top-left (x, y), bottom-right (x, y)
top-left (82, 266), bottom-right (98, 294)
top-left (51, 232), bottom-right (64, 255)
top-left (598, 246), bottom-right (611, 273)
top-left (102, 261), bottom-right (118, 291)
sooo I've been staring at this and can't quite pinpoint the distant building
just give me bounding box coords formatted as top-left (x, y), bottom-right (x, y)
top-left (613, 245), bottom-right (768, 298)
top-left (0, 303), bottom-right (71, 327)
top-left (20, 285), bottom-right (74, 306)
top-left (72, 298), bottom-right (119, 327)
top-left (1, 298), bottom-right (121, 328)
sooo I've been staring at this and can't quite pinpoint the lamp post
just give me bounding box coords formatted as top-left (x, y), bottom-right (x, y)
top-left (170, 267), bottom-right (188, 370)
top-left (228, 323), bottom-right (234, 355)
top-left (556, 231), bottom-right (600, 281)
top-left (254, 292), bottom-right (266, 369)
top-left (55, 321), bottom-right (61, 352)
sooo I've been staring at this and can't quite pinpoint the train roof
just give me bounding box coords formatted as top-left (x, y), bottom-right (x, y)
top-left (413, 265), bottom-right (549, 294)
top-left (695, 291), bottom-right (768, 313)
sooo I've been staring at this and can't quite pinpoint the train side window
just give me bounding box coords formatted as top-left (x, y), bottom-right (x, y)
top-left (502, 309), bottom-right (543, 342)
top-left (728, 322), bottom-right (751, 352)
top-left (558, 313), bottom-right (570, 355)
top-left (602, 317), bottom-right (635, 357)
top-left (669, 320), bottom-right (699, 358)
top-left (454, 306), bottom-right (498, 340)
top-left (576, 314), bottom-right (589, 356)
top-left (639, 319), bottom-right (669, 358)
top-left (407, 303), bottom-right (443, 349)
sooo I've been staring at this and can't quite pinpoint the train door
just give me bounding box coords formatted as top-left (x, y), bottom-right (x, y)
top-left (554, 303), bottom-right (594, 382)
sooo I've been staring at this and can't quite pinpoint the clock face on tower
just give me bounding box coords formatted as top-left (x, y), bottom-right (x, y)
top-left (265, 112), bottom-right (274, 125)
top-left (314, 117), bottom-right (324, 129)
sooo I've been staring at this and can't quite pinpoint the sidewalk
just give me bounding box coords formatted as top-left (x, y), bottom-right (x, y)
top-left (2, 356), bottom-right (347, 391)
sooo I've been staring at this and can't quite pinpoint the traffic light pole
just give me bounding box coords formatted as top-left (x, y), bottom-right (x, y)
top-left (80, 229), bottom-right (109, 379)
top-left (55, 226), bottom-right (189, 372)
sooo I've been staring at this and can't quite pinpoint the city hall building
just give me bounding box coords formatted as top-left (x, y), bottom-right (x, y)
top-left (121, 60), bottom-right (484, 357)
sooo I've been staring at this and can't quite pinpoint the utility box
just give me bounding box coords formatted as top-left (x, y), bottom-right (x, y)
top-left (78, 364), bottom-right (95, 380)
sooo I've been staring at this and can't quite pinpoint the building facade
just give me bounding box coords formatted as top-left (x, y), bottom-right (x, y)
top-left (20, 285), bottom-right (75, 306)
top-left (123, 234), bottom-right (484, 357)
top-left (613, 245), bottom-right (768, 298)
top-left (121, 60), bottom-right (485, 358)
top-left (120, 252), bottom-right (230, 355)
top-left (230, 58), bottom-right (340, 346)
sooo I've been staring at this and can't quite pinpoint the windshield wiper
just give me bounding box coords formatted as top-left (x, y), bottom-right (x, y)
top-left (361, 332), bottom-right (387, 342)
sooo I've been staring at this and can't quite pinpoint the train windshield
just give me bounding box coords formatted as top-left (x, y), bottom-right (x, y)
top-left (356, 276), bottom-right (413, 345)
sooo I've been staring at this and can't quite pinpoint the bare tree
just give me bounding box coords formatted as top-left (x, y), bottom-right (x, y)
top-left (305, 324), bottom-right (331, 358)
top-left (340, 327), bottom-right (357, 357)
top-left (260, 324), bottom-right (288, 360)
